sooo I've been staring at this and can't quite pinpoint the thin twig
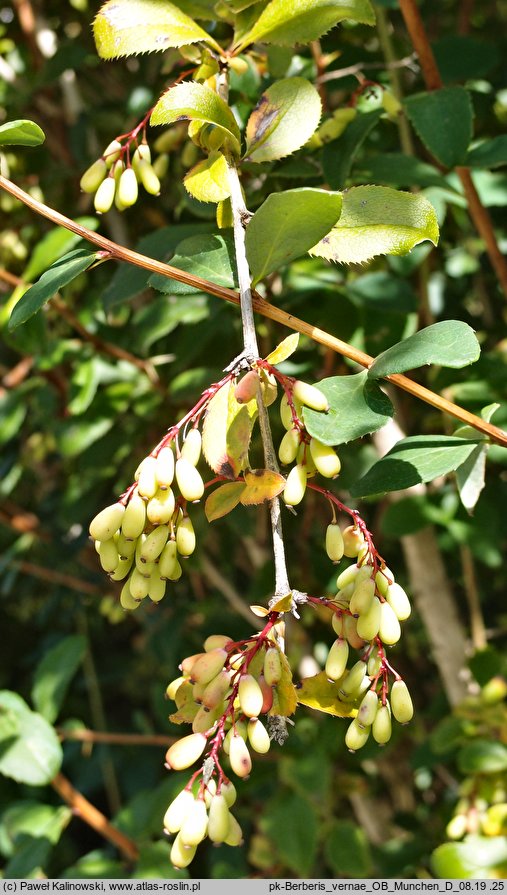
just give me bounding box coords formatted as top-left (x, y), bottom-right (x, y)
top-left (459, 544), bottom-right (487, 651)
top-left (51, 772), bottom-right (139, 863)
top-left (11, 559), bottom-right (101, 594)
top-left (316, 53), bottom-right (418, 84)
top-left (200, 555), bottom-right (262, 626)
top-left (58, 727), bottom-right (176, 747)
top-left (1, 174), bottom-right (506, 446)
top-left (398, 0), bottom-right (507, 297)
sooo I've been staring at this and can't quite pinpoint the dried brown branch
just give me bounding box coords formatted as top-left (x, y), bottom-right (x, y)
top-left (1, 174), bottom-right (506, 447)
top-left (58, 727), bottom-right (177, 747)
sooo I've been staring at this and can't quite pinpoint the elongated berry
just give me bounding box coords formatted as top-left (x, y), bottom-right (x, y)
top-left (356, 596), bottom-right (381, 641)
top-left (118, 167), bottom-right (138, 208)
top-left (367, 647), bottom-right (381, 677)
top-left (293, 380), bottom-right (329, 412)
top-left (390, 680), bottom-right (413, 723)
top-left (234, 370), bottom-right (259, 405)
top-left (378, 600), bottom-right (401, 645)
top-left (224, 813), bottom-right (243, 846)
top-left (176, 514), bottom-right (196, 556)
top-left (89, 502), bottom-right (125, 541)
top-left (116, 533), bottom-right (136, 559)
top-left (158, 540), bottom-right (178, 579)
top-left (192, 703), bottom-right (222, 734)
top-left (283, 463), bottom-right (307, 506)
top-left (147, 488), bottom-right (175, 525)
top-left (164, 788), bottom-right (194, 834)
top-left (258, 674), bottom-right (274, 713)
top-left (220, 780), bottom-right (237, 807)
top-left (204, 634), bottom-right (233, 652)
top-left (180, 652), bottom-right (205, 676)
top-left (137, 159), bottom-right (161, 195)
top-left (385, 582), bottom-right (411, 621)
top-left (155, 447), bottom-right (175, 488)
top-left (280, 393), bottom-right (301, 430)
top-left (98, 539), bottom-right (119, 573)
top-left (175, 457), bottom-right (204, 502)
top-left (278, 428), bottom-right (299, 465)
top-left (190, 648), bottom-right (228, 685)
top-left (356, 563), bottom-right (374, 583)
top-left (148, 572), bottom-right (166, 603)
top-left (247, 717), bottom-right (270, 754)
top-left (342, 525), bottom-right (365, 558)
top-left (325, 523), bottom-right (344, 562)
top-left (94, 176), bottom-right (115, 214)
top-left (343, 614), bottom-right (364, 649)
top-left (129, 568), bottom-right (150, 600)
top-left (229, 733), bottom-right (252, 778)
top-left (207, 793), bottom-right (231, 843)
top-left (120, 579), bottom-right (140, 611)
top-left (263, 647), bottom-right (282, 686)
top-left (80, 158), bottom-right (108, 193)
top-left (238, 673), bottom-right (264, 718)
top-left (103, 139), bottom-right (122, 165)
top-left (170, 832), bottom-right (196, 869)
top-left (372, 702), bottom-right (392, 744)
top-left (137, 456), bottom-right (158, 499)
top-left (349, 577), bottom-right (375, 617)
top-left (337, 563), bottom-right (359, 590)
top-left (375, 566), bottom-right (393, 598)
top-left (140, 524), bottom-right (169, 562)
top-left (310, 438), bottom-right (341, 477)
top-left (181, 428), bottom-right (202, 466)
top-left (132, 142), bottom-right (151, 169)
top-left (331, 611), bottom-right (344, 636)
top-left (165, 732), bottom-right (207, 770)
top-left (109, 555), bottom-right (133, 581)
top-left (202, 670), bottom-right (231, 709)
top-left (345, 717), bottom-right (370, 752)
top-left (357, 689), bottom-right (379, 728)
top-left (325, 638), bottom-right (349, 681)
top-left (339, 660), bottom-right (368, 697)
top-left (122, 492), bottom-right (146, 540)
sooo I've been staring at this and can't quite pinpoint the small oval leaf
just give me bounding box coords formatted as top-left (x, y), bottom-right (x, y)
top-left (368, 321), bottom-right (480, 380)
top-left (264, 333), bottom-right (300, 366)
top-left (205, 482), bottom-right (246, 521)
top-left (0, 119), bottom-right (45, 147)
top-left (240, 469), bottom-right (286, 505)
top-left (296, 671), bottom-right (357, 717)
top-left (245, 77), bottom-right (322, 163)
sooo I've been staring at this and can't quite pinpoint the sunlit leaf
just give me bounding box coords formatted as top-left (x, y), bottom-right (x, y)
top-left (0, 119), bottom-right (45, 147)
top-left (205, 482), bottom-right (246, 521)
top-left (93, 0), bottom-right (220, 58)
top-left (296, 672), bottom-right (357, 717)
top-left (240, 469), bottom-right (286, 505)
top-left (265, 333), bottom-right (300, 365)
top-left (368, 321), bottom-right (480, 379)
top-left (184, 151), bottom-right (231, 203)
top-left (245, 77), bottom-right (321, 163)
top-left (236, 0), bottom-right (375, 51)
top-left (151, 82), bottom-right (240, 155)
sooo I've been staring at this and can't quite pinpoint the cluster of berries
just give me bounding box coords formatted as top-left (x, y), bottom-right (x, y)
top-left (80, 139), bottom-right (163, 213)
top-left (162, 621), bottom-right (289, 868)
top-left (89, 428), bottom-right (204, 608)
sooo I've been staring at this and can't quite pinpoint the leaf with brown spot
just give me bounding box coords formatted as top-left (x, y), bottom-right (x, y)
top-left (169, 701), bottom-right (199, 724)
top-left (205, 482), bottom-right (246, 522)
top-left (245, 77), bottom-right (322, 164)
top-left (240, 469), bottom-right (286, 505)
top-left (269, 651), bottom-right (297, 717)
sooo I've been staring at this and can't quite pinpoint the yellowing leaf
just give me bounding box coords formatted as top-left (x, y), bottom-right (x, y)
top-left (250, 604), bottom-right (269, 617)
top-left (151, 82), bottom-right (241, 155)
top-left (270, 593), bottom-right (294, 613)
top-left (169, 702), bottom-right (199, 724)
top-left (245, 77), bottom-right (322, 163)
top-left (270, 651), bottom-right (298, 717)
top-left (296, 671), bottom-right (357, 717)
top-left (174, 680), bottom-right (194, 709)
top-left (240, 469), bottom-right (286, 505)
top-left (184, 151), bottom-right (231, 203)
top-left (205, 482), bottom-right (246, 521)
top-left (311, 185), bottom-right (439, 265)
top-left (202, 381), bottom-right (256, 478)
top-left (93, 0), bottom-right (220, 59)
top-left (265, 333), bottom-right (300, 366)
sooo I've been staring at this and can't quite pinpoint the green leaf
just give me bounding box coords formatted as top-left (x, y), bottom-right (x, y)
top-left (246, 188), bottom-right (342, 284)
top-left (205, 482), bottom-right (246, 521)
top-left (149, 234), bottom-right (237, 295)
top-left (8, 250), bottom-right (97, 331)
top-left (466, 136), bottom-right (507, 169)
top-left (236, 0), bottom-right (375, 51)
top-left (93, 0), bottom-right (220, 59)
top-left (296, 671), bottom-right (357, 717)
top-left (311, 185), bottom-right (439, 265)
top-left (23, 220), bottom-right (98, 282)
top-left (184, 151), bottom-right (231, 203)
top-left (245, 77), bottom-right (322, 163)
top-left (32, 635), bottom-right (87, 724)
top-left (0, 691), bottom-right (63, 786)
top-left (457, 739), bottom-right (507, 775)
top-left (368, 321), bottom-right (480, 379)
top-left (432, 35), bottom-right (500, 83)
top-left (356, 151), bottom-right (449, 190)
top-left (150, 82), bottom-right (240, 155)
top-left (0, 119), bottom-right (45, 147)
top-left (265, 332), bottom-right (300, 365)
top-left (324, 821), bottom-right (373, 877)
top-left (60, 849), bottom-right (126, 880)
top-left (350, 435), bottom-right (484, 498)
top-left (263, 792), bottom-right (318, 876)
top-left (303, 372), bottom-right (393, 446)
top-left (432, 837), bottom-right (507, 880)
top-left (322, 109), bottom-right (382, 189)
top-left (404, 87), bottom-right (474, 169)
top-left (2, 804), bottom-right (71, 879)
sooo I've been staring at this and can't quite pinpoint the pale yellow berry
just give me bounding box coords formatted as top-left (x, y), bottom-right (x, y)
top-left (181, 428), bottom-right (202, 466)
top-left (170, 832), bottom-right (196, 869)
top-left (325, 523), bottom-right (344, 562)
top-left (390, 680), bottom-right (413, 724)
top-left (356, 596), bottom-right (381, 641)
top-left (309, 438), bottom-right (341, 477)
top-left (165, 733), bottom-right (207, 770)
top-left (238, 674), bottom-right (263, 718)
top-left (117, 167), bottom-right (138, 208)
top-left (121, 491), bottom-right (146, 540)
top-left (263, 647), bottom-right (282, 686)
top-left (372, 702), bottom-right (392, 744)
top-left (93, 176), bottom-right (116, 214)
top-left (89, 502), bottom-right (125, 541)
top-left (357, 689), bottom-right (379, 729)
top-left (155, 446), bottom-right (175, 488)
top-left (229, 733), bottom-right (252, 778)
top-left (378, 601), bottom-right (401, 645)
top-left (325, 638), bottom-right (349, 681)
top-left (385, 582), bottom-right (411, 621)
top-left (247, 717), bottom-right (271, 754)
top-left (175, 457), bottom-right (204, 502)
top-left (207, 793), bottom-right (231, 843)
top-left (176, 514), bottom-right (196, 556)
top-left (283, 463), bottom-right (307, 506)
top-left (345, 717), bottom-right (370, 752)
top-left (278, 428), bottom-right (299, 465)
top-left (163, 788), bottom-right (194, 834)
top-left (293, 380), bottom-right (329, 412)
top-left (80, 158), bottom-right (107, 193)
top-left (147, 488), bottom-right (175, 525)
top-left (98, 538), bottom-right (119, 573)
top-left (190, 649), bottom-right (228, 685)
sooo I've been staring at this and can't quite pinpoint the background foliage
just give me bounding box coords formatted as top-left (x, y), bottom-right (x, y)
top-left (1, 0), bottom-right (507, 880)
